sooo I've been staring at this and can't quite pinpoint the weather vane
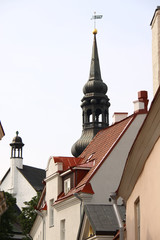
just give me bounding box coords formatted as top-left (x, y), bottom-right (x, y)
top-left (91, 12), bottom-right (103, 29)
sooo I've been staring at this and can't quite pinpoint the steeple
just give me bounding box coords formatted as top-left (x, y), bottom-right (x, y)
top-left (10, 131), bottom-right (24, 159)
top-left (71, 29), bottom-right (110, 157)
top-left (10, 131), bottom-right (24, 195)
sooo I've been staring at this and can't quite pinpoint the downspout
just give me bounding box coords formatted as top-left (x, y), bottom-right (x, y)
top-left (74, 193), bottom-right (83, 221)
top-left (35, 210), bottom-right (45, 240)
top-left (110, 192), bottom-right (124, 240)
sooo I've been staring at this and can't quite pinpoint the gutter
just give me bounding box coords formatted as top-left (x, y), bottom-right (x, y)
top-left (74, 193), bottom-right (83, 221)
top-left (110, 192), bottom-right (124, 240)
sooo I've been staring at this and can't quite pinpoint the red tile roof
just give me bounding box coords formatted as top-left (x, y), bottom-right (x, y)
top-left (55, 114), bottom-right (136, 203)
top-left (53, 156), bottom-right (82, 171)
top-left (76, 115), bottom-right (135, 188)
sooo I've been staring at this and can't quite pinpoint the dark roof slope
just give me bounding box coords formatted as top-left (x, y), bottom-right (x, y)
top-left (77, 204), bottom-right (125, 239)
top-left (85, 204), bottom-right (125, 234)
top-left (18, 165), bottom-right (45, 192)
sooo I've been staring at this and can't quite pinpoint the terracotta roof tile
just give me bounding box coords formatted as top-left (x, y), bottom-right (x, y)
top-left (53, 156), bottom-right (82, 171)
top-left (55, 183), bottom-right (94, 204)
top-left (55, 115), bottom-right (135, 203)
top-left (75, 115), bottom-right (135, 189)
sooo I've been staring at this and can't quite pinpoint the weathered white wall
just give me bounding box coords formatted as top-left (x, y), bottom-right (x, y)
top-left (44, 157), bottom-right (81, 240)
top-left (1, 166), bottom-right (37, 209)
top-left (30, 215), bottom-right (45, 240)
top-left (90, 114), bottom-right (146, 204)
top-left (16, 170), bottom-right (37, 209)
top-left (126, 137), bottom-right (160, 240)
top-left (0, 170), bottom-right (11, 193)
top-left (151, 8), bottom-right (160, 95)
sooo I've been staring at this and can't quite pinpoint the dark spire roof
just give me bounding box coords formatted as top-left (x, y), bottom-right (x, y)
top-left (10, 131), bottom-right (24, 148)
top-left (71, 30), bottom-right (110, 157)
top-left (10, 131), bottom-right (24, 158)
top-left (83, 33), bottom-right (107, 96)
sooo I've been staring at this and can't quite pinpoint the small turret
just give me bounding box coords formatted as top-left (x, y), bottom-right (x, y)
top-left (10, 131), bottom-right (24, 159)
top-left (10, 131), bottom-right (24, 195)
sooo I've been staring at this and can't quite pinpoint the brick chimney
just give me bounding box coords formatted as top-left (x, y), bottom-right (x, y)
top-left (151, 7), bottom-right (160, 95)
top-left (133, 91), bottom-right (148, 114)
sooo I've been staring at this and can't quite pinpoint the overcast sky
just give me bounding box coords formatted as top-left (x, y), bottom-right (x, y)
top-left (0, 0), bottom-right (158, 178)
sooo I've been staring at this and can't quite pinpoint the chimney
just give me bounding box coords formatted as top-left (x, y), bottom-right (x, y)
top-left (133, 91), bottom-right (148, 114)
top-left (151, 7), bottom-right (160, 95)
top-left (112, 112), bottom-right (128, 124)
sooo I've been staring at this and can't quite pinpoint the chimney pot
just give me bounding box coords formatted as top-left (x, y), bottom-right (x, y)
top-left (134, 91), bottom-right (148, 113)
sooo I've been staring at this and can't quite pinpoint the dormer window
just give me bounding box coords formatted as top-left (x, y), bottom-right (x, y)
top-left (64, 178), bottom-right (71, 194)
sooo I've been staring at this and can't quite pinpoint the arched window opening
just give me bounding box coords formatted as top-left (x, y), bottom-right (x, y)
top-left (95, 109), bottom-right (102, 122)
top-left (87, 109), bottom-right (92, 123)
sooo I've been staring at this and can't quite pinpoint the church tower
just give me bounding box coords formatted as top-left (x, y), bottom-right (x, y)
top-left (71, 29), bottom-right (110, 157)
top-left (10, 131), bottom-right (24, 195)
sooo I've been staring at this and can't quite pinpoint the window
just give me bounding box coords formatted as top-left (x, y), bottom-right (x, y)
top-left (64, 178), bottom-right (71, 194)
top-left (60, 219), bottom-right (65, 240)
top-left (49, 199), bottom-right (54, 227)
top-left (87, 109), bottom-right (92, 123)
top-left (135, 198), bottom-right (140, 240)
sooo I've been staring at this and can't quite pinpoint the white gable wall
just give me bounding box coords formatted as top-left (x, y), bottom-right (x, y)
top-left (43, 157), bottom-right (81, 240)
top-left (0, 170), bottom-right (12, 193)
top-left (0, 168), bottom-right (37, 209)
top-left (16, 170), bottom-right (37, 209)
top-left (90, 114), bottom-right (147, 204)
top-left (30, 215), bottom-right (45, 240)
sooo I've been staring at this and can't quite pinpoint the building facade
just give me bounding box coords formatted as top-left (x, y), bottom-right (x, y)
top-left (0, 132), bottom-right (45, 210)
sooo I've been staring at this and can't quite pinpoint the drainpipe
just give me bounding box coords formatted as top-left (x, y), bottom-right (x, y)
top-left (35, 210), bottom-right (45, 240)
top-left (110, 192), bottom-right (124, 240)
top-left (74, 193), bottom-right (83, 221)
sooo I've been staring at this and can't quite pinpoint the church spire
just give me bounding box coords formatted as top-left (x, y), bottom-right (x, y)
top-left (89, 29), bottom-right (101, 80)
top-left (71, 29), bottom-right (110, 157)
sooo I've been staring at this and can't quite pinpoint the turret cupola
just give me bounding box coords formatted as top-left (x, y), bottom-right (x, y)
top-left (10, 131), bottom-right (24, 159)
top-left (71, 29), bottom-right (110, 157)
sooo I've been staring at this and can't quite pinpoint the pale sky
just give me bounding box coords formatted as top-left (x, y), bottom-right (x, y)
top-left (0, 0), bottom-right (158, 178)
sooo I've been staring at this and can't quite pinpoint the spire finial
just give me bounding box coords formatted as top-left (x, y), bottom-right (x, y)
top-left (91, 12), bottom-right (103, 33)
top-left (93, 28), bottom-right (97, 35)
top-left (16, 131), bottom-right (19, 136)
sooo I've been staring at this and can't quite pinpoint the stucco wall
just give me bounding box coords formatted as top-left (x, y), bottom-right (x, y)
top-left (30, 215), bottom-right (44, 240)
top-left (0, 171), bottom-right (11, 193)
top-left (16, 170), bottom-right (37, 209)
top-left (0, 168), bottom-right (37, 209)
top-left (90, 114), bottom-right (146, 204)
top-left (43, 158), bottom-right (81, 240)
top-left (152, 9), bottom-right (160, 95)
top-left (126, 137), bottom-right (160, 240)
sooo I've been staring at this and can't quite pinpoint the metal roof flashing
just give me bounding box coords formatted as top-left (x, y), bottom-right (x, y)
top-left (150, 6), bottom-right (160, 26)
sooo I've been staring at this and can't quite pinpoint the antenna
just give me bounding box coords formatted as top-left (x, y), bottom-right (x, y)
top-left (91, 12), bottom-right (103, 29)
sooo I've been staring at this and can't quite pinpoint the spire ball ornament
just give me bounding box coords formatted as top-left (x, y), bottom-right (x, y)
top-left (93, 28), bottom-right (97, 34)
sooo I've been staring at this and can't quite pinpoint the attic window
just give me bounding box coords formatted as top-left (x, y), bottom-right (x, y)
top-left (86, 154), bottom-right (93, 162)
top-left (64, 178), bottom-right (71, 194)
top-left (86, 153), bottom-right (95, 163)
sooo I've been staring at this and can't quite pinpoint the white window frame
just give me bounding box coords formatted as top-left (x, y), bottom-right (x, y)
top-left (49, 198), bottom-right (54, 227)
top-left (64, 178), bottom-right (71, 194)
top-left (60, 219), bottom-right (65, 240)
